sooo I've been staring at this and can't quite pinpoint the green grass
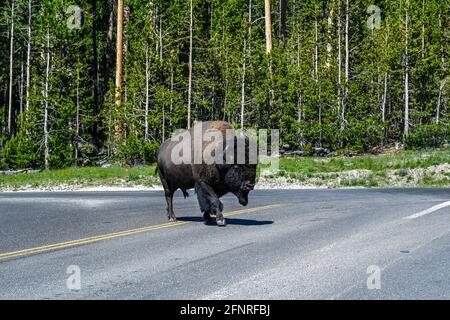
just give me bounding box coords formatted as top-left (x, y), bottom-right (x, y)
top-left (260, 148), bottom-right (449, 188)
top-left (276, 149), bottom-right (449, 175)
top-left (0, 165), bottom-right (159, 190)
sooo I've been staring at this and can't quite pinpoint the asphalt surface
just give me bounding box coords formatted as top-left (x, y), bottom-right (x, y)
top-left (0, 188), bottom-right (449, 299)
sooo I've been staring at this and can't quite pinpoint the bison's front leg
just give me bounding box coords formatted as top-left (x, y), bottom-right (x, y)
top-left (195, 181), bottom-right (225, 226)
top-left (196, 187), bottom-right (212, 223)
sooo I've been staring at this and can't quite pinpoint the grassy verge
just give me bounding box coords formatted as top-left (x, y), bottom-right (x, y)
top-left (0, 149), bottom-right (448, 191)
top-left (0, 165), bottom-right (159, 191)
top-left (260, 148), bottom-right (449, 188)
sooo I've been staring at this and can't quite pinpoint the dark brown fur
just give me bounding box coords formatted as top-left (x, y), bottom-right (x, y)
top-left (156, 121), bottom-right (256, 226)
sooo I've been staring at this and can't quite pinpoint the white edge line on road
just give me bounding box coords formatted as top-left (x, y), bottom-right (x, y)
top-left (403, 200), bottom-right (450, 220)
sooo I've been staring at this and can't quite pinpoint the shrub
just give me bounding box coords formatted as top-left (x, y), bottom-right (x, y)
top-left (142, 141), bottom-right (159, 164)
top-left (405, 124), bottom-right (449, 149)
top-left (117, 136), bottom-right (142, 166)
top-left (0, 131), bottom-right (42, 169)
top-left (117, 136), bottom-right (160, 166)
top-left (342, 118), bottom-right (383, 152)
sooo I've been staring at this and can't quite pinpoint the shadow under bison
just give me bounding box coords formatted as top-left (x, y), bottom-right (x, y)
top-left (177, 216), bottom-right (273, 226)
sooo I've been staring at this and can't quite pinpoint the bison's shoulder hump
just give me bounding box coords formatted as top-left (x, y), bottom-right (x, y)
top-left (208, 121), bottom-right (234, 131)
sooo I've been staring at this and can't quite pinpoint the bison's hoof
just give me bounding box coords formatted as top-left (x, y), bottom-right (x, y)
top-left (216, 218), bottom-right (226, 227)
top-left (168, 217), bottom-right (177, 222)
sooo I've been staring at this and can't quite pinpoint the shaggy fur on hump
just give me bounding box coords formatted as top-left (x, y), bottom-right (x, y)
top-left (191, 121), bottom-right (235, 186)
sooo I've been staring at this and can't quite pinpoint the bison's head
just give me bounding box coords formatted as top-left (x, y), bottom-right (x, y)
top-left (219, 135), bottom-right (257, 206)
top-left (222, 164), bottom-right (256, 206)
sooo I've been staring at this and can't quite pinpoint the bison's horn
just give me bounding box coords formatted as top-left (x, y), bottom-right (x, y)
top-left (243, 182), bottom-right (254, 190)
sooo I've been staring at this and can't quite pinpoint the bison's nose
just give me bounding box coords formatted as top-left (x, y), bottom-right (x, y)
top-left (239, 196), bottom-right (248, 206)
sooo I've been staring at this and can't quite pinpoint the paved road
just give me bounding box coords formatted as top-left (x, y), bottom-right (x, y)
top-left (0, 188), bottom-right (449, 299)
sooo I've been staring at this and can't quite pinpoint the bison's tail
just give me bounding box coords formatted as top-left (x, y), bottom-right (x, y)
top-left (154, 166), bottom-right (159, 176)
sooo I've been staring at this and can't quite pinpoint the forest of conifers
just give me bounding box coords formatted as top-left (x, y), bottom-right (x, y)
top-left (0, 0), bottom-right (448, 169)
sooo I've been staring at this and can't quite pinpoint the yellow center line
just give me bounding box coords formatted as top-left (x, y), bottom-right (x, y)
top-left (0, 203), bottom-right (282, 261)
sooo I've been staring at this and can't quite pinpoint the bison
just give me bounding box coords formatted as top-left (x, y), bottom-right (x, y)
top-left (156, 121), bottom-right (257, 226)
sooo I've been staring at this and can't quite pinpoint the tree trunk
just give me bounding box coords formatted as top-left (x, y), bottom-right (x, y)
top-left (296, 8), bottom-right (302, 126)
top-left (158, 7), bottom-right (165, 139)
top-left (314, 8), bottom-right (322, 147)
top-left (268, 58), bottom-right (274, 117)
top-left (342, 0), bottom-right (349, 124)
top-left (337, 0), bottom-right (342, 123)
top-left (248, 0), bottom-right (252, 53)
top-left (326, 5), bottom-right (333, 68)
top-left (240, 36), bottom-right (246, 129)
top-left (75, 67), bottom-right (80, 165)
top-left (209, 1), bottom-right (213, 34)
top-left (314, 15), bottom-right (318, 82)
top-left (404, 8), bottom-right (409, 137)
top-left (297, 92), bottom-right (302, 123)
top-left (162, 103), bottom-right (165, 142)
top-left (103, 0), bottom-right (114, 96)
top-left (159, 11), bottom-right (163, 65)
top-left (44, 28), bottom-right (50, 170)
top-left (382, 72), bottom-right (387, 123)
top-left (114, 0), bottom-right (124, 143)
top-left (144, 47), bottom-right (149, 141)
top-left (169, 60), bottom-right (174, 127)
top-left (240, 0), bottom-right (252, 129)
top-left (25, 0), bottom-right (32, 116)
top-left (264, 0), bottom-right (272, 54)
top-left (8, 0), bottom-right (15, 134)
top-left (92, 0), bottom-right (99, 142)
top-left (280, 0), bottom-right (287, 47)
top-left (19, 62), bottom-right (23, 115)
top-left (121, 6), bottom-right (130, 143)
top-left (436, 79), bottom-right (446, 124)
top-left (421, 0), bottom-right (425, 59)
top-left (223, 46), bottom-right (229, 121)
top-left (187, 0), bottom-right (193, 129)
top-left (436, 14), bottom-right (445, 124)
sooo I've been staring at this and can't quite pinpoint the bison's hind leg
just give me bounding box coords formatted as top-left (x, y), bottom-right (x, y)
top-left (164, 191), bottom-right (177, 222)
top-left (160, 177), bottom-right (177, 222)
